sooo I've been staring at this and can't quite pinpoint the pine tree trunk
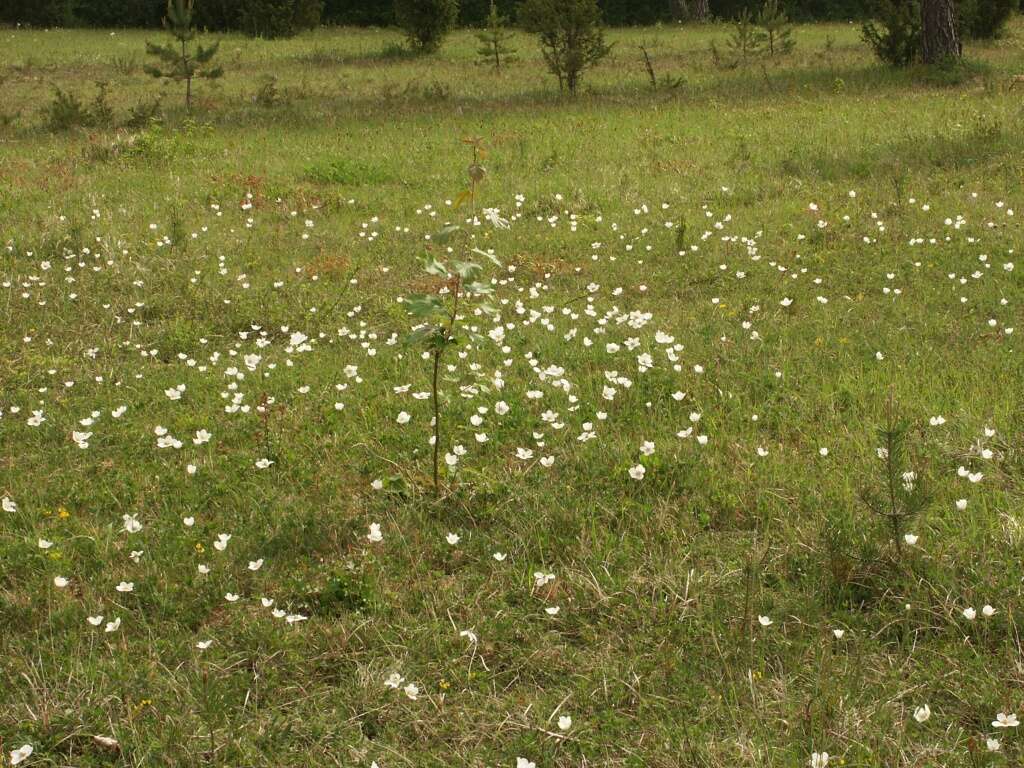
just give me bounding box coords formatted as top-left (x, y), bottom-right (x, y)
top-left (693, 0), bottom-right (709, 21)
top-left (920, 0), bottom-right (961, 64)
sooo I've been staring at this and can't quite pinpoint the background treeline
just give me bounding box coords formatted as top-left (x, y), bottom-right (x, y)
top-left (2, 0), bottom-right (1021, 32)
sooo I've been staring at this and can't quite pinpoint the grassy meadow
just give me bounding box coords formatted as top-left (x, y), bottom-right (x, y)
top-left (1, 16), bottom-right (1024, 767)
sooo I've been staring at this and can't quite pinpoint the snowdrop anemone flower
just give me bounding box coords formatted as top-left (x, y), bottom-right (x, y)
top-left (384, 672), bottom-right (404, 689)
top-left (367, 523), bottom-right (383, 543)
top-left (903, 533), bottom-right (918, 546)
top-left (483, 208), bottom-right (510, 229)
top-left (987, 738), bottom-right (1001, 752)
top-left (403, 683), bottom-right (419, 700)
top-left (758, 615), bottom-right (773, 627)
top-left (962, 607), bottom-right (976, 620)
top-left (10, 745), bottom-right (33, 765)
top-left (628, 464), bottom-right (646, 480)
top-left (982, 604), bottom-right (996, 618)
top-left (53, 576), bottom-right (69, 588)
top-left (2, 496), bottom-right (16, 512)
top-left (992, 712), bottom-right (1019, 728)
top-left (516, 758), bottom-right (537, 768)
top-left (809, 753), bottom-right (829, 768)
top-left (558, 715), bottom-right (572, 731)
top-left (913, 704), bottom-right (931, 723)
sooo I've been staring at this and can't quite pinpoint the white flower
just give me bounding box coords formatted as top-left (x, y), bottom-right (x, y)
top-left (982, 604), bottom-right (996, 618)
top-left (516, 758), bottom-right (537, 768)
top-left (396, 411), bottom-right (411, 425)
top-left (255, 458), bottom-right (274, 469)
top-left (38, 538), bottom-right (54, 550)
top-left (992, 712), bottom-right (1019, 728)
top-left (214, 533), bottom-right (231, 551)
top-left (121, 514), bottom-right (142, 534)
top-left (987, 738), bottom-right (1001, 752)
top-left (9, 745), bottom-right (33, 765)
top-left (403, 683), bottom-right (419, 700)
top-left (87, 615), bottom-right (104, 626)
top-left (384, 672), bottom-right (404, 689)
top-left (53, 576), bottom-right (69, 588)
top-left (758, 615), bottom-right (773, 627)
top-left (962, 607), bottom-right (976, 620)
top-left (903, 533), bottom-right (918, 546)
top-left (446, 532), bottom-right (461, 545)
top-left (248, 559), bottom-right (264, 571)
top-left (493, 552), bottom-right (507, 562)
top-left (832, 629), bottom-right (845, 639)
top-left (115, 581), bottom-right (134, 593)
top-left (483, 208), bottom-right (510, 229)
top-left (913, 704), bottom-right (931, 723)
top-left (367, 523), bottom-right (383, 543)
top-left (196, 640), bottom-right (213, 650)
top-left (558, 715), bottom-right (572, 731)
top-left (105, 617), bottom-right (121, 633)
top-left (460, 629), bottom-right (478, 644)
top-left (810, 753), bottom-right (829, 768)
top-left (2, 496), bottom-right (16, 512)
top-left (545, 606), bottom-right (560, 616)
top-left (955, 499), bottom-right (968, 511)
top-left (225, 593), bottom-right (240, 602)
top-left (628, 464), bottom-right (646, 480)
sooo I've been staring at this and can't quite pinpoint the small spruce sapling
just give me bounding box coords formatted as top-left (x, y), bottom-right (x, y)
top-left (475, 1), bottom-right (517, 71)
top-left (859, 395), bottom-right (931, 560)
top-left (144, 0), bottom-right (223, 111)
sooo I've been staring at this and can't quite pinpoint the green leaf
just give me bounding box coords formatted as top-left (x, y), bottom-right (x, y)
top-left (451, 260), bottom-right (482, 280)
top-left (421, 257), bottom-right (449, 277)
top-left (405, 293), bottom-right (445, 318)
top-left (470, 247), bottom-right (503, 267)
top-left (433, 225), bottom-right (461, 244)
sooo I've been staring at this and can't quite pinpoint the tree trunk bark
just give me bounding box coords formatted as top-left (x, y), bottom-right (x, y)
top-left (693, 0), bottom-right (709, 21)
top-left (921, 0), bottom-right (961, 64)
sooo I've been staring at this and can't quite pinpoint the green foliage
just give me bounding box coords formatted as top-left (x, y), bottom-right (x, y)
top-left (475, 0), bottom-right (517, 70)
top-left (45, 82), bottom-right (112, 132)
top-left (861, 0), bottom-right (920, 67)
top-left (726, 8), bottom-right (766, 65)
top-left (859, 399), bottom-right (932, 560)
top-left (519, 0), bottom-right (612, 95)
top-left (237, 0), bottom-right (324, 38)
top-left (144, 0), bottom-right (224, 111)
top-left (958, 0), bottom-right (1016, 40)
top-left (756, 0), bottom-right (795, 56)
top-left (393, 0), bottom-right (460, 52)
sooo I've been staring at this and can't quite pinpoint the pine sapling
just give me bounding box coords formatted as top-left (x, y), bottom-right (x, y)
top-left (144, 0), bottom-right (223, 111)
top-left (475, 1), bottom-right (517, 71)
top-left (860, 395), bottom-right (931, 560)
top-left (757, 0), bottom-right (796, 56)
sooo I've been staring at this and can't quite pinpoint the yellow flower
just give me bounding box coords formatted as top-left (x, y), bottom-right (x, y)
top-left (439, 679), bottom-right (450, 690)
top-left (195, 543), bottom-right (205, 553)
top-left (58, 506), bottom-right (70, 519)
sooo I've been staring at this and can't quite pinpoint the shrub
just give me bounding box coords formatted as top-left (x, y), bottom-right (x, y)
top-left (958, 0), bottom-right (1016, 40)
top-left (519, 0), bottom-right (611, 95)
top-left (393, 0), bottom-right (460, 52)
top-left (45, 83), bottom-right (113, 131)
top-left (237, 0), bottom-right (324, 38)
top-left (862, 0), bottom-right (920, 67)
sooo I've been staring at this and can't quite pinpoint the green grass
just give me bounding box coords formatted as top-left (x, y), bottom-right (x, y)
top-left (1, 18), bottom-right (1023, 768)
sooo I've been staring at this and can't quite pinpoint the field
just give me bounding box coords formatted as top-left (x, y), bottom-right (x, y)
top-left (1, 17), bottom-right (1023, 767)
